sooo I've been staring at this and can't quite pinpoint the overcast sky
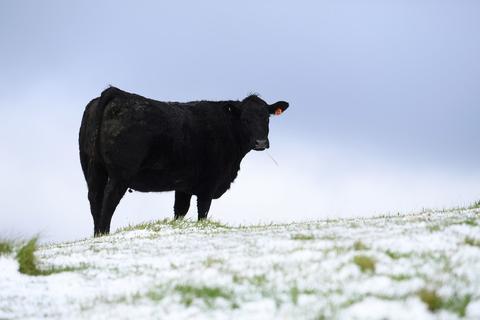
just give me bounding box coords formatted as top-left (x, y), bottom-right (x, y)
top-left (1, 0), bottom-right (479, 242)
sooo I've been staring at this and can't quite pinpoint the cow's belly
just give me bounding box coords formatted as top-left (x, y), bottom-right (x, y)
top-left (128, 168), bottom-right (195, 193)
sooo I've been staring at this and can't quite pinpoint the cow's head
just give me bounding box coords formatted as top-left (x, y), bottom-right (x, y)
top-left (228, 94), bottom-right (289, 151)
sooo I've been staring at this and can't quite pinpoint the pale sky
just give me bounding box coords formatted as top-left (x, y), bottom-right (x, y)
top-left (1, 0), bottom-right (479, 242)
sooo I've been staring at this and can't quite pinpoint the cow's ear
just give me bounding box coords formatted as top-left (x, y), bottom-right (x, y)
top-left (224, 103), bottom-right (241, 117)
top-left (268, 101), bottom-right (289, 116)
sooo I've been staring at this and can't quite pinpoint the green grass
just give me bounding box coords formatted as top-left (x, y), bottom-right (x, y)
top-left (195, 219), bottom-right (230, 229)
top-left (146, 287), bottom-right (167, 302)
top-left (353, 255), bottom-right (376, 273)
top-left (116, 205), bottom-right (478, 235)
top-left (464, 236), bottom-right (480, 247)
top-left (116, 218), bottom-right (230, 233)
top-left (418, 289), bottom-right (471, 316)
top-left (390, 274), bottom-right (411, 281)
top-left (291, 234), bottom-right (315, 241)
top-left (117, 221), bottom-right (158, 232)
top-left (463, 218), bottom-right (477, 226)
top-left (0, 240), bottom-right (13, 255)
top-left (16, 238), bottom-right (78, 276)
top-left (17, 238), bottom-right (42, 275)
top-left (418, 289), bottom-right (443, 312)
top-left (174, 284), bottom-right (234, 307)
top-left (289, 286), bottom-right (316, 305)
top-left (468, 200), bottom-right (480, 209)
top-left (319, 234), bottom-right (337, 241)
top-left (385, 250), bottom-right (411, 260)
top-left (231, 273), bottom-right (267, 287)
top-left (443, 294), bottom-right (472, 317)
top-left (428, 224), bottom-right (442, 232)
top-left (353, 240), bottom-right (368, 250)
top-left (290, 286), bottom-right (300, 304)
top-left (203, 257), bottom-right (224, 267)
top-left (251, 274), bottom-right (268, 286)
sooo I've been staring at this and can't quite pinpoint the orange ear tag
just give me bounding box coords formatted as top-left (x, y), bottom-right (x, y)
top-left (275, 108), bottom-right (283, 116)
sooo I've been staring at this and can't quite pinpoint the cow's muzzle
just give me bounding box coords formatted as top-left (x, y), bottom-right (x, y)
top-left (254, 139), bottom-right (269, 151)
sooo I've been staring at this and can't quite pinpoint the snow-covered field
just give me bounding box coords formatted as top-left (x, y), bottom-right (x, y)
top-left (1, 208), bottom-right (480, 319)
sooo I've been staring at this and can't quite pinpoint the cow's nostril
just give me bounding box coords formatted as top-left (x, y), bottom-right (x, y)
top-left (256, 139), bottom-right (267, 146)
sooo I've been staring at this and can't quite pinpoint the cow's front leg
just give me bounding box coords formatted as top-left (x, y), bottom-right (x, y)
top-left (197, 197), bottom-right (212, 220)
top-left (174, 191), bottom-right (192, 220)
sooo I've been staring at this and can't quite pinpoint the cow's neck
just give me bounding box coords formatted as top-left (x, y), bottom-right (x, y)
top-left (230, 120), bottom-right (251, 157)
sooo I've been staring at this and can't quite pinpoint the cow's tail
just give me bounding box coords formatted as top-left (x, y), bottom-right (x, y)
top-left (79, 86), bottom-right (121, 176)
top-left (90, 86), bottom-right (122, 157)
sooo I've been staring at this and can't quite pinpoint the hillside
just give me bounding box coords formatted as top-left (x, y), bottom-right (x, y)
top-left (1, 208), bottom-right (480, 319)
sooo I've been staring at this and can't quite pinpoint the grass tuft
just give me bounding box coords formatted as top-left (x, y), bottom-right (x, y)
top-left (146, 288), bottom-right (167, 302)
top-left (468, 200), bottom-right (480, 209)
top-left (288, 286), bottom-right (315, 305)
top-left (16, 238), bottom-right (78, 276)
top-left (418, 289), bottom-right (443, 312)
top-left (353, 240), bottom-right (368, 250)
top-left (463, 218), bottom-right (477, 226)
top-left (385, 250), bottom-right (410, 260)
top-left (428, 224), bottom-right (442, 232)
top-left (443, 294), bottom-right (472, 317)
top-left (174, 284), bottom-right (233, 307)
top-left (464, 236), bottom-right (480, 247)
top-left (353, 255), bottom-right (376, 273)
top-left (390, 274), bottom-right (411, 281)
top-left (290, 286), bottom-right (300, 304)
top-left (0, 240), bottom-right (13, 255)
top-left (418, 289), bottom-right (471, 316)
top-left (16, 238), bottom-right (41, 275)
top-left (291, 234), bottom-right (315, 241)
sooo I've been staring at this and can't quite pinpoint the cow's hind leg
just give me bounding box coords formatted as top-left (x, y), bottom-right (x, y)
top-left (174, 191), bottom-right (192, 220)
top-left (197, 197), bottom-right (212, 221)
top-left (86, 161), bottom-right (108, 236)
top-left (96, 178), bottom-right (127, 236)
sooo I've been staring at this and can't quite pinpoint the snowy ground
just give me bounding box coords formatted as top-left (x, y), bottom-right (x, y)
top-left (1, 208), bottom-right (480, 319)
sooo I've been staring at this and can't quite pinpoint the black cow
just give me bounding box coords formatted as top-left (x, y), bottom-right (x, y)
top-left (79, 87), bottom-right (289, 236)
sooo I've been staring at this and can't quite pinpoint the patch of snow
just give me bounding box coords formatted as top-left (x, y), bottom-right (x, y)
top-left (0, 209), bottom-right (479, 319)
top-left (339, 297), bottom-right (434, 320)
